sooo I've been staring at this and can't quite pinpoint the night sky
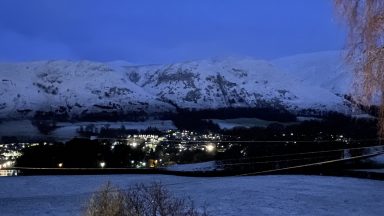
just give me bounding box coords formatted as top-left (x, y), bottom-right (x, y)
top-left (0, 0), bottom-right (345, 64)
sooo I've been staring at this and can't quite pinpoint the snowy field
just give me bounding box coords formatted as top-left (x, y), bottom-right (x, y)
top-left (165, 161), bottom-right (218, 172)
top-left (0, 174), bottom-right (384, 216)
top-left (209, 118), bottom-right (297, 129)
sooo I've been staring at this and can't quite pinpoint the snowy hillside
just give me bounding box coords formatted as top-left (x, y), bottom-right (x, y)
top-left (273, 51), bottom-right (352, 95)
top-left (0, 51), bottom-right (355, 119)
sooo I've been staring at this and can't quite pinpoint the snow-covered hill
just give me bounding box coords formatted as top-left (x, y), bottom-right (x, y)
top-left (0, 51), bottom-right (355, 119)
top-left (273, 51), bottom-right (352, 95)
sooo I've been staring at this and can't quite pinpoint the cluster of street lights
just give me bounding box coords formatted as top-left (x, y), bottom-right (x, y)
top-left (0, 161), bottom-right (13, 169)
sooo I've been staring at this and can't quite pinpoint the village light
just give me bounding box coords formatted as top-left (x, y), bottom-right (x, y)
top-left (58, 163), bottom-right (63, 168)
top-left (100, 161), bottom-right (106, 168)
top-left (206, 144), bottom-right (215, 152)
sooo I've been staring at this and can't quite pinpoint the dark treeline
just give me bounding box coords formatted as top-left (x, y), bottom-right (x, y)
top-left (31, 106), bottom-right (296, 122)
top-left (32, 110), bottom-right (149, 122)
top-left (172, 118), bottom-right (220, 133)
top-left (29, 106), bottom-right (297, 134)
top-left (169, 106), bottom-right (296, 132)
top-left (28, 102), bottom-right (380, 124)
top-left (288, 112), bottom-right (377, 139)
top-left (30, 108), bottom-right (378, 142)
top-left (222, 112), bottom-right (377, 141)
top-left (78, 110), bottom-right (148, 122)
top-left (170, 110), bottom-right (377, 139)
top-left (216, 112), bottom-right (378, 165)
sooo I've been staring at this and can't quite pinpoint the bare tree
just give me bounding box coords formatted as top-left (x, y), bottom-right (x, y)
top-left (84, 181), bottom-right (208, 216)
top-left (334, 0), bottom-right (384, 136)
top-left (85, 182), bottom-right (125, 216)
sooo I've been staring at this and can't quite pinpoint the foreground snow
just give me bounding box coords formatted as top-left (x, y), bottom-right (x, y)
top-left (0, 175), bottom-right (384, 216)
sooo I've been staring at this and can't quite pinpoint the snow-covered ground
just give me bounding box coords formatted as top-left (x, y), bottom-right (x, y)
top-left (368, 154), bottom-right (384, 166)
top-left (165, 161), bottom-right (218, 172)
top-left (0, 174), bottom-right (384, 216)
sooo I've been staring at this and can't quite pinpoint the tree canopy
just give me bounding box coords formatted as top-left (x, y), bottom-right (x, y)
top-left (334, 0), bottom-right (384, 136)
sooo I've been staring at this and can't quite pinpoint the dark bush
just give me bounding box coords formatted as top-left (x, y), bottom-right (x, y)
top-left (84, 182), bottom-right (208, 216)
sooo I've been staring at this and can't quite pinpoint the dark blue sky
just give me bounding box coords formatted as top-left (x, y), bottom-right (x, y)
top-left (0, 0), bottom-right (345, 64)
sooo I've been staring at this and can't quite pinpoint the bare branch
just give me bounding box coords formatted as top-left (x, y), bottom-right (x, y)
top-left (335, 0), bottom-right (384, 137)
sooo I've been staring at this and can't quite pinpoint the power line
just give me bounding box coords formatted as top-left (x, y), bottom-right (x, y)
top-left (239, 150), bottom-right (384, 176)
top-left (216, 144), bottom-right (384, 163)
top-left (5, 147), bottom-right (384, 200)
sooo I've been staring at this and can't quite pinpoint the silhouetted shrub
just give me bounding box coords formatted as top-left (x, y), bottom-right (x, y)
top-left (84, 182), bottom-right (208, 216)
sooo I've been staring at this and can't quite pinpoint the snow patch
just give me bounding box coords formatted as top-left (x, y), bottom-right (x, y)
top-left (164, 161), bottom-right (218, 172)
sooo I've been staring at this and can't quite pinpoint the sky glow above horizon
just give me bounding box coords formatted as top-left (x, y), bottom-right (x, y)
top-left (0, 0), bottom-right (345, 64)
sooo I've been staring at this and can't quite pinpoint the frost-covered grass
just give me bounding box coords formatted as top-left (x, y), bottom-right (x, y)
top-left (1, 174), bottom-right (384, 216)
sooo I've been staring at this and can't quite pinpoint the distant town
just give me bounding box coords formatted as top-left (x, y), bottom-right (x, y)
top-left (0, 120), bottom-right (372, 177)
top-left (0, 129), bottom-right (235, 175)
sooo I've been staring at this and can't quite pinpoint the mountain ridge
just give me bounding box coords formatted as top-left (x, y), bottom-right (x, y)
top-left (0, 51), bottom-right (357, 120)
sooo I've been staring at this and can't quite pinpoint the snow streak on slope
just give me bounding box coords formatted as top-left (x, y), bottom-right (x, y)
top-left (0, 51), bottom-right (354, 119)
